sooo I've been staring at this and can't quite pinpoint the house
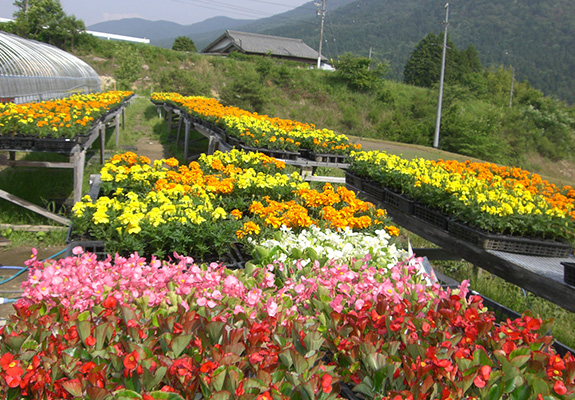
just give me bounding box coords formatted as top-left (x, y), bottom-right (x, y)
top-left (201, 30), bottom-right (326, 65)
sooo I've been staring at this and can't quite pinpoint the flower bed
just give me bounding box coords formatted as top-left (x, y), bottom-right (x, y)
top-left (349, 150), bottom-right (575, 253)
top-left (150, 92), bottom-right (361, 157)
top-left (0, 91), bottom-right (133, 150)
top-left (1, 246), bottom-right (574, 399)
top-left (70, 150), bottom-right (395, 261)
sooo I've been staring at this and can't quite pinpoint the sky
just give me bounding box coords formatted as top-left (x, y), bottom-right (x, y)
top-left (0, 0), bottom-right (313, 27)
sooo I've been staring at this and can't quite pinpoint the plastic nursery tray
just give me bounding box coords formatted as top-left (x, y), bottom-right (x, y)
top-left (344, 170), bottom-right (364, 191)
top-left (561, 262), bottom-right (575, 287)
top-left (412, 203), bottom-right (449, 231)
top-left (239, 144), bottom-right (301, 160)
top-left (447, 220), bottom-right (574, 257)
top-left (305, 151), bottom-right (348, 164)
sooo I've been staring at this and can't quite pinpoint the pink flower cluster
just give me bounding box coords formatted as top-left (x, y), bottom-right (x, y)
top-left (20, 247), bottom-right (441, 323)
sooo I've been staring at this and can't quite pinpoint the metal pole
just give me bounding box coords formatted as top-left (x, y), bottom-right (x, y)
top-left (509, 66), bottom-right (515, 108)
top-left (317, 0), bottom-right (326, 69)
top-left (433, 3), bottom-right (449, 149)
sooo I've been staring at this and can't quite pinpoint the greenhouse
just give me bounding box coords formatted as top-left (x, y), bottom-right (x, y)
top-left (0, 31), bottom-right (100, 104)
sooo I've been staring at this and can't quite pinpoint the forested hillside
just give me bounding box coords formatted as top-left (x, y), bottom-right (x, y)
top-left (261, 0), bottom-right (575, 104)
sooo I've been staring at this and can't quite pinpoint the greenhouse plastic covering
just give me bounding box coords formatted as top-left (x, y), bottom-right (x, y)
top-left (0, 31), bottom-right (101, 104)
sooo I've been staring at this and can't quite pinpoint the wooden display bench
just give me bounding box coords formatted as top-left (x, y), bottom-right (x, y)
top-left (0, 107), bottom-right (124, 226)
top-left (349, 182), bottom-right (575, 313)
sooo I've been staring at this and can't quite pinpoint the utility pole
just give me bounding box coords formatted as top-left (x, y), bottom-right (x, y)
top-left (433, 3), bottom-right (449, 149)
top-left (24, 0), bottom-right (29, 13)
top-left (505, 50), bottom-right (514, 108)
top-left (316, 0), bottom-right (326, 69)
top-left (509, 66), bottom-right (515, 108)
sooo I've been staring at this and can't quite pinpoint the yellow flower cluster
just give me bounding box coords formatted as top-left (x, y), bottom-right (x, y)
top-left (350, 150), bottom-right (575, 240)
top-left (0, 91), bottom-right (133, 139)
top-left (151, 92), bottom-right (360, 155)
top-left (72, 149), bottom-right (398, 257)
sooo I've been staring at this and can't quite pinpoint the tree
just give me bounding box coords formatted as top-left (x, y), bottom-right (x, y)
top-left (11, 0), bottom-right (86, 49)
top-left (172, 36), bottom-right (196, 53)
top-left (333, 53), bottom-right (389, 92)
top-left (403, 32), bottom-right (483, 89)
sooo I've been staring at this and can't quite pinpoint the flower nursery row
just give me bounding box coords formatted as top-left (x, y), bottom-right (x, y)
top-left (70, 150), bottom-right (397, 261)
top-left (348, 150), bottom-right (575, 248)
top-left (151, 92), bottom-right (361, 156)
top-left (0, 91), bottom-right (134, 140)
top-left (1, 239), bottom-right (574, 399)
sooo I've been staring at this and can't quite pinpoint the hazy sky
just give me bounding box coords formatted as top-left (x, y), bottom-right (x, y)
top-left (0, 0), bottom-right (314, 27)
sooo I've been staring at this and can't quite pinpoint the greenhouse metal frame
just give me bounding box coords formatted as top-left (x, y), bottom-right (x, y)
top-left (0, 31), bottom-right (100, 104)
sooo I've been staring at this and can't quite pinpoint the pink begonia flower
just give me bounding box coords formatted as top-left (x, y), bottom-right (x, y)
top-left (211, 290), bottom-right (223, 300)
top-left (72, 246), bottom-right (84, 255)
top-left (354, 298), bottom-right (365, 311)
top-left (246, 288), bottom-right (262, 306)
top-left (330, 294), bottom-right (344, 313)
top-left (206, 300), bottom-right (217, 309)
top-left (266, 299), bottom-right (278, 317)
top-left (233, 305), bottom-right (245, 315)
top-left (180, 300), bottom-right (190, 312)
top-left (294, 284), bottom-right (305, 294)
top-left (197, 297), bottom-right (207, 307)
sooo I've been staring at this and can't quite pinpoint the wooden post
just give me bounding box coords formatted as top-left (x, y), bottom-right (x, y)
top-left (184, 118), bottom-right (190, 161)
top-left (73, 150), bottom-right (86, 205)
top-left (115, 112), bottom-right (120, 149)
top-left (100, 124), bottom-right (106, 165)
top-left (207, 136), bottom-right (216, 155)
top-left (0, 190), bottom-right (71, 226)
top-left (176, 116), bottom-right (183, 145)
top-left (167, 109), bottom-right (173, 133)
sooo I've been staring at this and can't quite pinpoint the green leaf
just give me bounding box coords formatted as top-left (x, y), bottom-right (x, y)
top-left (147, 391), bottom-right (185, 400)
top-left (210, 392), bottom-right (232, 400)
top-left (78, 310), bottom-right (91, 321)
top-left (488, 383), bottom-right (504, 400)
top-left (112, 389), bottom-right (142, 400)
top-left (170, 334), bottom-right (193, 358)
top-left (206, 321), bottom-right (225, 345)
top-left (211, 367), bottom-right (227, 392)
top-left (510, 354), bottom-right (531, 369)
top-left (509, 385), bottom-right (531, 400)
top-left (373, 369), bottom-right (386, 393)
top-left (144, 366), bottom-right (167, 392)
top-left (76, 320), bottom-right (91, 345)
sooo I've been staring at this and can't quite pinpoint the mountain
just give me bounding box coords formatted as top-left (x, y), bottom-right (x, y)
top-left (86, 0), bottom-right (356, 50)
top-left (87, 16), bottom-right (255, 45)
top-left (88, 0), bottom-right (575, 103)
top-left (256, 0), bottom-right (575, 103)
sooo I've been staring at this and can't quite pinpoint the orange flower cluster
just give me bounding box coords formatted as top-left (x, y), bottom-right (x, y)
top-left (248, 183), bottom-right (396, 235)
top-left (0, 91), bottom-right (133, 139)
top-left (150, 92), bottom-right (360, 155)
top-left (434, 159), bottom-right (575, 220)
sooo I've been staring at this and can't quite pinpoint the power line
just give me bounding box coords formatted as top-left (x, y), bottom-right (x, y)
top-left (167, 0), bottom-right (275, 19)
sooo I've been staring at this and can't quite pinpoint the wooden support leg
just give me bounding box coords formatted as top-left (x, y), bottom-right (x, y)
top-left (184, 119), bottom-right (190, 161)
top-left (121, 106), bottom-right (125, 130)
top-left (176, 116), bottom-right (183, 145)
top-left (73, 150), bottom-right (86, 205)
top-left (115, 113), bottom-right (120, 149)
top-left (207, 136), bottom-right (216, 155)
top-left (167, 109), bottom-right (173, 133)
top-left (100, 125), bottom-right (106, 165)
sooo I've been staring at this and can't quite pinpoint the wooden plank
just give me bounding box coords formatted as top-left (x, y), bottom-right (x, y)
top-left (0, 237), bottom-right (11, 247)
top-left (302, 175), bottom-right (346, 183)
top-left (72, 151), bottom-right (86, 205)
top-left (184, 119), bottom-right (190, 161)
top-left (0, 158), bottom-right (74, 169)
top-left (379, 200), bottom-right (575, 313)
top-left (0, 224), bottom-right (68, 232)
top-left (0, 189), bottom-right (71, 226)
